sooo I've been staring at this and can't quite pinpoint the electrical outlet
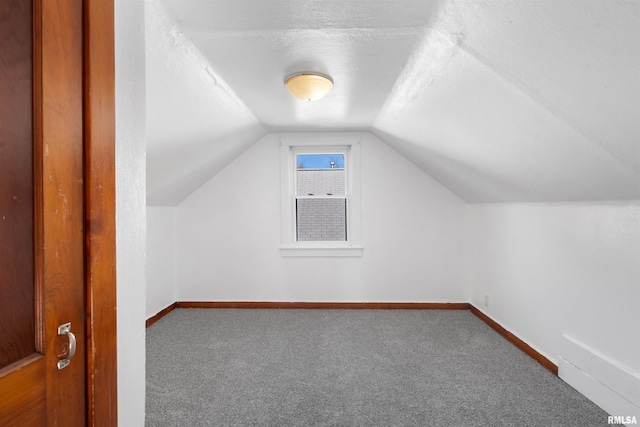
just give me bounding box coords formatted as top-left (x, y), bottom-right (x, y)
top-left (484, 294), bottom-right (489, 307)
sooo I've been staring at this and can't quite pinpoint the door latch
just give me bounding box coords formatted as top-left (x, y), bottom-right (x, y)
top-left (57, 322), bottom-right (76, 370)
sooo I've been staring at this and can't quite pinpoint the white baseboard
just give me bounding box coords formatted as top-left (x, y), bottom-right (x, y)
top-left (559, 335), bottom-right (639, 425)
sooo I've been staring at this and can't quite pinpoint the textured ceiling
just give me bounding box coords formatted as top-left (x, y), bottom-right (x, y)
top-left (146, 0), bottom-right (640, 205)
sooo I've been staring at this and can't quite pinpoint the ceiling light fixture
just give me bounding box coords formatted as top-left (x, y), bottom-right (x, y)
top-left (284, 72), bottom-right (333, 101)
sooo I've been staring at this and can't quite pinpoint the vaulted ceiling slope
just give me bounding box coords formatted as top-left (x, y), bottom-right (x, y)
top-left (146, 0), bottom-right (640, 205)
top-left (146, 1), bottom-right (266, 205)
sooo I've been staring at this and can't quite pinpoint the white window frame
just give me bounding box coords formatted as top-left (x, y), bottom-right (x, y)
top-left (294, 147), bottom-right (348, 242)
top-left (280, 135), bottom-right (362, 257)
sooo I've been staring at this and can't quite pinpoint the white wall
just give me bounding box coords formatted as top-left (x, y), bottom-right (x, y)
top-left (147, 206), bottom-right (177, 317)
top-left (467, 202), bottom-right (640, 412)
top-left (176, 132), bottom-right (467, 302)
top-left (115, 0), bottom-right (146, 424)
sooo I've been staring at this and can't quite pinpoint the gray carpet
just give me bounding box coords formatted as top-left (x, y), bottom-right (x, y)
top-left (146, 309), bottom-right (608, 426)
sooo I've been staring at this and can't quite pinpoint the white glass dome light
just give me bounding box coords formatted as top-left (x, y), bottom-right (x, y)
top-left (284, 72), bottom-right (333, 102)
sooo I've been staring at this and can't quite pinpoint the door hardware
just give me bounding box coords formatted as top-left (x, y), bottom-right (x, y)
top-left (57, 322), bottom-right (76, 370)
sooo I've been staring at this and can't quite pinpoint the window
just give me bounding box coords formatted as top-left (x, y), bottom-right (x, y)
top-left (295, 152), bottom-right (347, 242)
top-left (280, 135), bottom-right (362, 256)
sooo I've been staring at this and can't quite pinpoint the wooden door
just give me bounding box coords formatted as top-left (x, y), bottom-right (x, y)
top-left (0, 0), bottom-right (87, 425)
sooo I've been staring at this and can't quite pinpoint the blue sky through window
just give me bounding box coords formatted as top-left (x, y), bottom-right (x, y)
top-left (297, 154), bottom-right (345, 169)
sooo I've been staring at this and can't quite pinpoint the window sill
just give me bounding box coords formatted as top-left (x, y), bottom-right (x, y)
top-left (279, 245), bottom-right (363, 257)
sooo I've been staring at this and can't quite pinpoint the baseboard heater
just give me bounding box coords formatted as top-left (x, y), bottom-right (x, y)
top-left (559, 334), bottom-right (640, 424)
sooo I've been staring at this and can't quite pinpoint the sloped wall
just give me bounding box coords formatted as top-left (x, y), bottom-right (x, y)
top-left (175, 132), bottom-right (468, 302)
top-left (145, 0), bottom-right (265, 206)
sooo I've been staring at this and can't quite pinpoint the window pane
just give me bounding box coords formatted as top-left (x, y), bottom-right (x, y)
top-left (296, 154), bottom-right (345, 196)
top-left (296, 154), bottom-right (344, 169)
top-left (296, 198), bottom-right (346, 241)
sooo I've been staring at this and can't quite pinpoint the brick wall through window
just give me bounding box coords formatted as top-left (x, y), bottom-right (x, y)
top-left (295, 168), bottom-right (346, 241)
top-left (296, 198), bottom-right (346, 241)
